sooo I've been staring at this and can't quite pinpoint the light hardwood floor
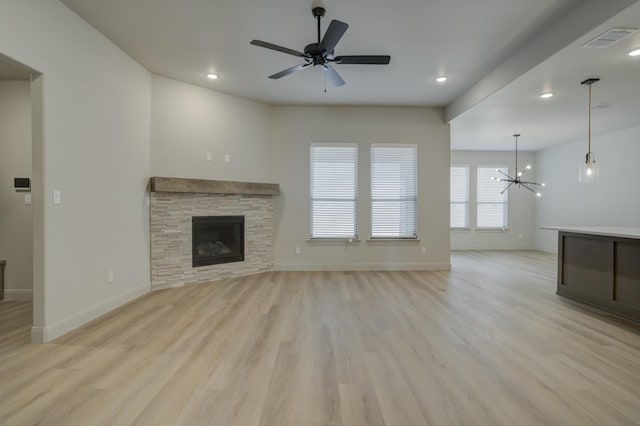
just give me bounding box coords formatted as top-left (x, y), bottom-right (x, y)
top-left (1, 251), bottom-right (640, 425)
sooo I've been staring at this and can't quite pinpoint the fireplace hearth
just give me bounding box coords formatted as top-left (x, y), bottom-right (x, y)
top-left (192, 216), bottom-right (244, 267)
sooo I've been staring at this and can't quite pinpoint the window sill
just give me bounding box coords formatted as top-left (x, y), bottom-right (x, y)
top-left (475, 227), bottom-right (510, 233)
top-left (451, 227), bottom-right (471, 232)
top-left (367, 238), bottom-right (420, 246)
top-left (307, 238), bottom-right (361, 246)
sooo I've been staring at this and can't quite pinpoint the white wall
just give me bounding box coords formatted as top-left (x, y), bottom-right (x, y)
top-left (271, 106), bottom-right (451, 270)
top-left (0, 81), bottom-right (32, 300)
top-left (450, 150), bottom-right (537, 250)
top-left (0, 0), bottom-right (151, 341)
top-left (151, 75), bottom-right (272, 182)
top-left (534, 125), bottom-right (640, 253)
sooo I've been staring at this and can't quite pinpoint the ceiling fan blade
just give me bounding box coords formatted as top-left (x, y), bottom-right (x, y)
top-left (320, 20), bottom-right (349, 53)
top-left (336, 55), bottom-right (391, 65)
top-left (323, 65), bottom-right (345, 87)
top-left (268, 63), bottom-right (310, 79)
top-left (250, 40), bottom-right (307, 58)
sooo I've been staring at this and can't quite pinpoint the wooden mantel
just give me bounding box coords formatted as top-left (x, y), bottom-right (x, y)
top-left (149, 177), bottom-right (279, 196)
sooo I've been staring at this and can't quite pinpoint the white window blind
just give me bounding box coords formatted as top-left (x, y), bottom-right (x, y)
top-left (450, 166), bottom-right (469, 228)
top-left (371, 144), bottom-right (417, 238)
top-left (310, 144), bottom-right (358, 238)
top-left (477, 167), bottom-right (508, 228)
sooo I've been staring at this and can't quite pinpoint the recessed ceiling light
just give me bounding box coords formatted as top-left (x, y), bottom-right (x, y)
top-left (628, 48), bottom-right (640, 57)
top-left (435, 76), bottom-right (448, 83)
top-left (540, 92), bottom-right (554, 99)
top-left (205, 73), bottom-right (219, 80)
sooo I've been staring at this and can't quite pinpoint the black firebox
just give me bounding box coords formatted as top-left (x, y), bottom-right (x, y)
top-left (192, 216), bottom-right (244, 267)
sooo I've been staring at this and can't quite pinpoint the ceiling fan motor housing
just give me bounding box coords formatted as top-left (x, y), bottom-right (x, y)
top-left (304, 43), bottom-right (332, 65)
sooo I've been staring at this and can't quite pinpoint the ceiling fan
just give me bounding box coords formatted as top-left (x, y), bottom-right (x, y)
top-left (250, 6), bottom-right (390, 87)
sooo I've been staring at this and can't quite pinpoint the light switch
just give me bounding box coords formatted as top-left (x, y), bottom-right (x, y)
top-left (24, 194), bottom-right (32, 205)
top-left (206, 152), bottom-right (212, 161)
top-left (224, 154), bottom-right (231, 163)
top-left (53, 190), bottom-right (61, 205)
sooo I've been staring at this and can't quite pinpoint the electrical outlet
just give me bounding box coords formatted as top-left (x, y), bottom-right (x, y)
top-left (107, 270), bottom-right (114, 282)
top-left (206, 152), bottom-right (212, 161)
top-left (24, 194), bottom-right (32, 205)
top-left (295, 247), bottom-right (301, 255)
top-left (53, 190), bottom-right (61, 205)
top-left (421, 246), bottom-right (426, 254)
top-left (224, 154), bottom-right (231, 163)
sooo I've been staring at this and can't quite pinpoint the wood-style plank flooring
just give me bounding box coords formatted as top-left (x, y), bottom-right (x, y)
top-left (1, 251), bottom-right (640, 425)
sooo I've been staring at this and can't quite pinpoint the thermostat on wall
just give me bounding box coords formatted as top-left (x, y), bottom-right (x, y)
top-left (14, 177), bottom-right (31, 192)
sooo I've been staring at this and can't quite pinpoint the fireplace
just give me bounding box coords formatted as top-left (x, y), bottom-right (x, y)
top-left (192, 216), bottom-right (244, 267)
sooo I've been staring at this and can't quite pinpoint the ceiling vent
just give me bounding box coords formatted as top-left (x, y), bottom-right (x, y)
top-left (582, 28), bottom-right (638, 48)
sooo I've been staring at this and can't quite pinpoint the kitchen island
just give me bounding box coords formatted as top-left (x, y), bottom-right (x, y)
top-left (542, 226), bottom-right (640, 323)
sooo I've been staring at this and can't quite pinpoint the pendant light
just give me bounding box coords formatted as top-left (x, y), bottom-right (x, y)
top-left (491, 134), bottom-right (545, 196)
top-left (579, 78), bottom-right (600, 183)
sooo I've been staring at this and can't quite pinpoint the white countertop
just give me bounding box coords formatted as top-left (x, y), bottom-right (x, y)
top-left (541, 226), bottom-right (640, 240)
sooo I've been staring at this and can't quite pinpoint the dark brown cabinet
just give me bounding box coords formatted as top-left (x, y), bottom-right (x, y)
top-left (557, 231), bottom-right (640, 323)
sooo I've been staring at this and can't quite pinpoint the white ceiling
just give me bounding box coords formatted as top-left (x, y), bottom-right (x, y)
top-left (452, 1), bottom-right (640, 150)
top-left (58, 0), bottom-right (640, 150)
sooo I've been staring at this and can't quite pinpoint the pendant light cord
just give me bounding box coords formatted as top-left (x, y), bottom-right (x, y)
top-left (588, 82), bottom-right (592, 162)
top-left (581, 78), bottom-right (599, 164)
top-left (515, 135), bottom-right (518, 174)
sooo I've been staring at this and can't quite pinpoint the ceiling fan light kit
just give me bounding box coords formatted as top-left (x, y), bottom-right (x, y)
top-left (492, 134), bottom-right (545, 197)
top-left (250, 6), bottom-right (390, 88)
top-left (579, 78), bottom-right (600, 183)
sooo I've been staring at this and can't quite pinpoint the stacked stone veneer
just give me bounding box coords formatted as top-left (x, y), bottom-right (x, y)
top-left (150, 193), bottom-right (274, 290)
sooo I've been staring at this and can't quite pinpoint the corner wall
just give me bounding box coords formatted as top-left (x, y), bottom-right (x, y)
top-left (150, 75), bottom-right (273, 182)
top-left (0, 81), bottom-right (32, 300)
top-left (271, 106), bottom-right (451, 270)
top-left (534, 125), bottom-right (640, 253)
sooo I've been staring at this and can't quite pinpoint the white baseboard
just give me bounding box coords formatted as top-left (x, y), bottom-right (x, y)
top-left (274, 262), bottom-right (451, 271)
top-left (3, 289), bottom-right (33, 301)
top-left (534, 245), bottom-right (558, 255)
top-left (31, 283), bottom-right (150, 343)
top-left (451, 246), bottom-right (536, 251)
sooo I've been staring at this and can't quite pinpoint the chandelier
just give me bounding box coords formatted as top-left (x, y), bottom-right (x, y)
top-left (491, 134), bottom-right (545, 196)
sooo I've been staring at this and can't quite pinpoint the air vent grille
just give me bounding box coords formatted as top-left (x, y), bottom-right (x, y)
top-left (583, 28), bottom-right (638, 48)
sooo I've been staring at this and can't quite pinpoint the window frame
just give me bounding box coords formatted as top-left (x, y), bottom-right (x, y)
top-left (309, 143), bottom-right (359, 239)
top-left (476, 165), bottom-right (509, 229)
top-left (450, 165), bottom-right (470, 229)
top-left (370, 143), bottom-right (418, 239)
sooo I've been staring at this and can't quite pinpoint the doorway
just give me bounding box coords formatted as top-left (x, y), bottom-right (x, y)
top-left (0, 52), bottom-right (43, 343)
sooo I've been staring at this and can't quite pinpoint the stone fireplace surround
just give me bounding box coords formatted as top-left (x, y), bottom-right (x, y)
top-left (149, 177), bottom-right (279, 290)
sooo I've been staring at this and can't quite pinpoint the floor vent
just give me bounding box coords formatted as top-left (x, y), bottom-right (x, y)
top-left (582, 28), bottom-right (637, 48)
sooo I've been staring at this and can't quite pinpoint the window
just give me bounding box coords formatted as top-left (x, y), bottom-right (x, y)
top-left (450, 166), bottom-right (469, 228)
top-left (310, 144), bottom-right (358, 238)
top-left (477, 167), bottom-right (508, 228)
top-left (370, 144), bottom-right (417, 238)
